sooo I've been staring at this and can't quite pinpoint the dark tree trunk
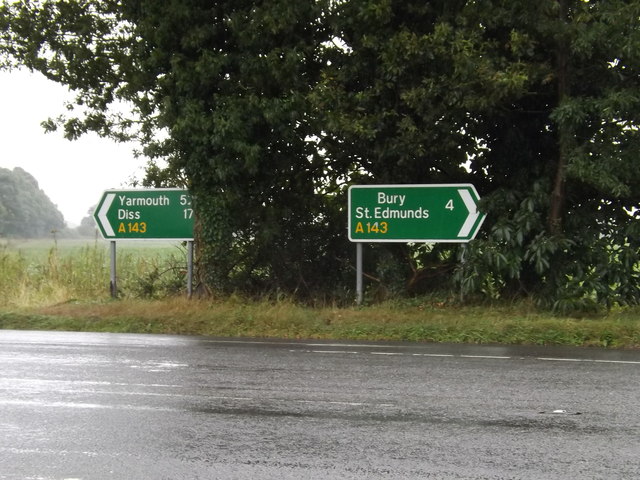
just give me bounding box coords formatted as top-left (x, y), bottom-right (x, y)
top-left (549, 0), bottom-right (570, 235)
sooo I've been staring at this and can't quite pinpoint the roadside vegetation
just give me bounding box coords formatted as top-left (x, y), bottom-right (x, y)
top-left (3, 2), bottom-right (640, 312)
top-left (0, 238), bottom-right (187, 304)
top-left (1, 239), bottom-right (638, 349)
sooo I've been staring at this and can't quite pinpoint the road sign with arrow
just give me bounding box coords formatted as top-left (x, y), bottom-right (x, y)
top-left (93, 189), bottom-right (194, 240)
top-left (348, 184), bottom-right (485, 242)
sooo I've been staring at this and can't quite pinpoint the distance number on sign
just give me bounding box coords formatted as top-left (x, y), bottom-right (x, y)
top-left (180, 194), bottom-right (194, 219)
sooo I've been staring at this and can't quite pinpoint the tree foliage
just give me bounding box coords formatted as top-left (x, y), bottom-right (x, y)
top-left (2, 0), bottom-right (640, 309)
top-left (317, 0), bottom-right (640, 309)
top-left (456, 0), bottom-right (640, 310)
top-left (0, 167), bottom-right (65, 237)
top-left (122, 0), bottom-right (351, 296)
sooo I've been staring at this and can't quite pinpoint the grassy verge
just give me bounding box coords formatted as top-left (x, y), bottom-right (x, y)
top-left (1, 238), bottom-right (639, 348)
top-left (1, 297), bottom-right (639, 349)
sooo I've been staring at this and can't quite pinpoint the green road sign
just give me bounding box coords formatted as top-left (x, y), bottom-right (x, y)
top-left (93, 189), bottom-right (194, 240)
top-left (348, 184), bottom-right (485, 242)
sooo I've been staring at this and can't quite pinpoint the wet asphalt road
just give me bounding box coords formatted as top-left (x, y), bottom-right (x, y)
top-left (0, 330), bottom-right (639, 479)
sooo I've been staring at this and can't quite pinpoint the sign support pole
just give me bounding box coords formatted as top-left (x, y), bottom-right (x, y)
top-left (460, 244), bottom-right (467, 303)
top-left (110, 241), bottom-right (117, 298)
top-left (187, 240), bottom-right (194, 299)
top-left (356, 242), bottom-right (363, 305)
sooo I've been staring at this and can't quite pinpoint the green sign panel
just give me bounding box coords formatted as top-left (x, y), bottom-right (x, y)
top-left (93, 189), bottom-right (194, 240)
top-left (348, 184), bottom-right (485, 242)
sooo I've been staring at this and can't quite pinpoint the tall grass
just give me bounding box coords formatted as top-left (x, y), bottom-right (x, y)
top-left (0, 239), bottom-right (188, 307)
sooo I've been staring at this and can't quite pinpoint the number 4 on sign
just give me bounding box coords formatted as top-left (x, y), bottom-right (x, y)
top-left (446, 199), bottom-right (454, 211)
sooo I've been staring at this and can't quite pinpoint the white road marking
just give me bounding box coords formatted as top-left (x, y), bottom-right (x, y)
top-left (539, 357), bottom-right (640, 365)
top-left (537, 357), bottom-right (584, 362)
top-left (305, 343), bottom-right (392, 349)
top-left (0, 378), bottom-right (182, 389)
top-left (0, 399), bottom-right (180, 411)
top-left (412, 353), bottom-right (455, 357)
top-left (310, 350), bottom-right (359, 354)
top-left (294, 349), bottom-right (639, 365)
top-left (593, 359), bottom-right (640, 364)
top-left (460, 355), bottom-right (512, 359)
top-left (296, 399), bottom-right (394, 408)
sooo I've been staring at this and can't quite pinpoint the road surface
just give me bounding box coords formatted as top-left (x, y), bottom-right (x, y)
top-left (0, 330), bottom-right (639, 479)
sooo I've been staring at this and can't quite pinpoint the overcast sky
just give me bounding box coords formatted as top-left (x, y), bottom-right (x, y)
top-left (0, 69), bottom-right (146, 226)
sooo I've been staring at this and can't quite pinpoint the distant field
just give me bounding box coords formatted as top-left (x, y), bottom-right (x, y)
top-left (1, 237), bottom-right (185, 259)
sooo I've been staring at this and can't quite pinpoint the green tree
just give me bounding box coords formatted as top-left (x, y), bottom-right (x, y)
top-left (456, 0), bottom-right (640, 310)
top-left (0, 167), bottom-right (65, 237)
top-left (315, 0), bottom-right (640, 309)
top-left (125, 0), bottom-right (349, 295)
top-left (313, 0), bottom-right (518, 294)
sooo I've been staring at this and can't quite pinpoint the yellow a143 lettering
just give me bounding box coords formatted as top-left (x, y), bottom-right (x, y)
top-left (354, 221), bottom-right (388, 234)
top-left (118, 222), bottom-right (147, 234)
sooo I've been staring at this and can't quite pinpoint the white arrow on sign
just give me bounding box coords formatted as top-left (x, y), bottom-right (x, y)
top-left (98, 193), bottom-right (116, 237)
top-left (457, 189), bottom-right (481, 238)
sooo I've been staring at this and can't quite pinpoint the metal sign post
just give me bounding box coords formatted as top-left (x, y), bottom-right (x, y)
top-left (356, 242), bottom-right (363, 305)
top-left (110, 241), bottom-right (117, 299)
